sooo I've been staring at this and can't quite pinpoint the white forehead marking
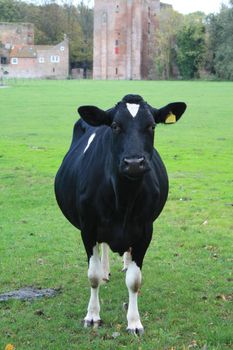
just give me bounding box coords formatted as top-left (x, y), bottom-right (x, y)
top-left (83, 133), bottom-right (96, 153)
top-left (126, 103), bottom-right (140, 118)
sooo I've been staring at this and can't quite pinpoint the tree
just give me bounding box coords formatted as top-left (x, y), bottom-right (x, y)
top-left (76, 1), bottom-right (93, 69)
top-left (206, 2), bottom-right (233, 80)
top-left (176, 12), bottom-right (206, 79)
top-left (0, 0), bottom-right (23, 22)
top-left (153, 7), bottom-right (183, 79)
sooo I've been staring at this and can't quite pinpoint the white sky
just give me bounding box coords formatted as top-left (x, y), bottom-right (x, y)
top-left (83, 0), bottom-right (230, 14)
top-left (28, 0), bottom-right (230, 14)
top-left (163, 0), bottom-right (230, 14)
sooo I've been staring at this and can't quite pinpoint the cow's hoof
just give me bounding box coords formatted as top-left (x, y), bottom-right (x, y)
top-left (93, 319), bottom-right (103, 328)
top-left (102, 277), bottom-right (110, 283)
top-left (84, 319), bottom-right (93, 328)
top-left (102, 272), bottom-right (111, 283)
top-left (83, 319), bottom-right (103, 328)
top-left (122, 268), bottom-right (127, 273)
top-left (127, 327), bottom-right (144, 336)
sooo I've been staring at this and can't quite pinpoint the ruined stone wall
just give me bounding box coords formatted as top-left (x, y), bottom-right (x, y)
top-left (93, 0), bottom-right (160, 80)
top-left (0, 22), bottom-right (34, 47)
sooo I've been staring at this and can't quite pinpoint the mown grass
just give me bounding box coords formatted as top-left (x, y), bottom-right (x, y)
top-left (0, 79), bottom-right (232, 350)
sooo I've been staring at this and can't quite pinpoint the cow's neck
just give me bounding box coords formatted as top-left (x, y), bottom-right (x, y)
top-left (111, 174), bottom-right (143, 213)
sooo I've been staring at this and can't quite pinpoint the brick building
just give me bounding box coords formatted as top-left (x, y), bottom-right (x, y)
top-left (93, 0), bottom-right (161, 80)
top-left (0, 22), bottom-right (69, 79)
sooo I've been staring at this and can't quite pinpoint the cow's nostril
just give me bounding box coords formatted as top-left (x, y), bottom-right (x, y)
top-left (124, 156), bottom-right (145, 165)
top-left (138, 157), bottom-right (145, 166)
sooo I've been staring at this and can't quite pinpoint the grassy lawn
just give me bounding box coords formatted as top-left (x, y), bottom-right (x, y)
top-left (0, 79), bottom-right (232, 350)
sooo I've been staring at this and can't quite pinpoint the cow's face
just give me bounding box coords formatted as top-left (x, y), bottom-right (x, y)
top-left (78, 95), bottom-right (186, 180)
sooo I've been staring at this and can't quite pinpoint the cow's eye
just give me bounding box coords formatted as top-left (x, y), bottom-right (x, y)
top-left (147, 124), bottom-right (156, 132)
top-left (111, 122), bottom-right (121, 133)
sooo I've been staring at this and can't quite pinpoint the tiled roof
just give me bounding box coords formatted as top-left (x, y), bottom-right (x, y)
top-left (34, 45), bottom-right (54, 51)
top-left (10, 45), bottom-right (37, 58)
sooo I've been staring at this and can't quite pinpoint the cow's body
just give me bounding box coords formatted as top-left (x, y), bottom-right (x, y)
top-left (55, 94), bottom-right (186, 334)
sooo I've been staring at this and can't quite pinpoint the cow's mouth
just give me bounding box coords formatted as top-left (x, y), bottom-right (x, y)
top-left (121, 165), bottom-right (151, 180)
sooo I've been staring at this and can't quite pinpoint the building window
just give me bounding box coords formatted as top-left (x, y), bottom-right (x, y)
top-left (39, 57), bottom-right (45, 63)
top-left (116, 4), bottom-right (119, 13)
top-left (148, 22), bottom-right (151, 34)
top-left (11, 58), bottom-right (18, 65)
top-left (1, 57), bottom-right (7, 64)
top-left (50, 55), bottom-right (60, 63)
top-left (115, 39), bottom-right (119, 54)
top-left (60, 46), bottom-right (65, 51)
top-left (148, 6), bottom-right (151, 18)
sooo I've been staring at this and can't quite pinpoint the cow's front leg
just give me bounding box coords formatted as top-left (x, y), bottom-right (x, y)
top-left (84, 244), bottom-right (103, 328)
top-left (125, 258), bottom-right (144, 335)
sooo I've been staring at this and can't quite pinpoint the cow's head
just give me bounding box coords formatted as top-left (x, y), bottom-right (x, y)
top-left (78, 95), bottom-right (186, 180)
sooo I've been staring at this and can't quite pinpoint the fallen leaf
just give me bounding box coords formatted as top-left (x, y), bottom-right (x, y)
top-left (5, 345), bottom-right (15, 350)
top-left (216, 294), bottom-right (227, 301)
top-left (34, 309), bottom-right (45, 316)
top-left (37, 258), bottom-right (46, 265)
top-left (188, 340), bottom-right (198, 348)
top-left (216, 294), bottom-right (232, 301)
top-left (112, 332), bottom-right (120, 339)
top-left (201, 345), bottom-right (208, 350)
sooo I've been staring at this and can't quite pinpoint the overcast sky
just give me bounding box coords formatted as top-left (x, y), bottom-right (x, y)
top-left (83, 0), bottom-right (230, 14)
top-left (163, 0), bottom-right (229, 14)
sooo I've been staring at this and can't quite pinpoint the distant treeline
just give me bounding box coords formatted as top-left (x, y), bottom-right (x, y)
top-left (0, 0), bottom-right (233, 80)
top-left (153, 0), bottom-right (233, 80)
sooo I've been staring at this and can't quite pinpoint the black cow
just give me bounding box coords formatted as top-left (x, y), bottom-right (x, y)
top-left (55, 94), bottom-right (186, 334)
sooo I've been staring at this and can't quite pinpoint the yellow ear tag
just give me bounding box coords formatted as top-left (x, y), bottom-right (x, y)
top-left (165, 112), bottom-right (176, 124)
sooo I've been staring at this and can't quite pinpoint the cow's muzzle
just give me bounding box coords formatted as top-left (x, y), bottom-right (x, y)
top-left (121, 156), bottom-right (149, 179)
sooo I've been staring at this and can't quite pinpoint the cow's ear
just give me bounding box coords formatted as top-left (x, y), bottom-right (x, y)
top-left (78, 106), bottom-right (111, 127)
top-left (153, 102), bottom-right (187, 124)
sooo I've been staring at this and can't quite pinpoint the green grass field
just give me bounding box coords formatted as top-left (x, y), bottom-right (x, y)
top-left (0, 80), bottom-right (232, 350)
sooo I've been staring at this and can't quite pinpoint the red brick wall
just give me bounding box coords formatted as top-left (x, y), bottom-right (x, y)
top-left (93, 0), bottom-right (160, 80)
top-left (3, 40), bottom-right (69, 79)
top-left (0, 23), bottom-right (34, 46)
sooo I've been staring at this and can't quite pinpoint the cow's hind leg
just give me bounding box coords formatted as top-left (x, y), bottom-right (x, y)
top-left (101, 243), bottom-right (110, 282)
top-left (84, 244), bottom-right (103, 328)
top-left (122, 249), bottom-right (131, 272)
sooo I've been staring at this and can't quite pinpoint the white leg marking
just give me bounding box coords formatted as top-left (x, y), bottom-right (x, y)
top-left (122, 250), bottom-right (131, 272)
top-left (125, 259), bottom-right (143, 333)
top-left (126, 103), bottom-right (140, 118)
top-left (84, 244), bottom-right (103, 327)
top-left (101, 243), bottom-right (110, 282)
top-left (83, 133), bottom-right (96, 153)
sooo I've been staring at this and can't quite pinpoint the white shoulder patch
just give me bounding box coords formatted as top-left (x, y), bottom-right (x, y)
top-left (126, 103), bottom-right (140, 118)
top-left (83, 133), bottom-right (96, 153)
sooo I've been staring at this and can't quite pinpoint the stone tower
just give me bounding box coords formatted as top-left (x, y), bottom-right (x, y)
top-left (93, 0), bottom-right (160, 80)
